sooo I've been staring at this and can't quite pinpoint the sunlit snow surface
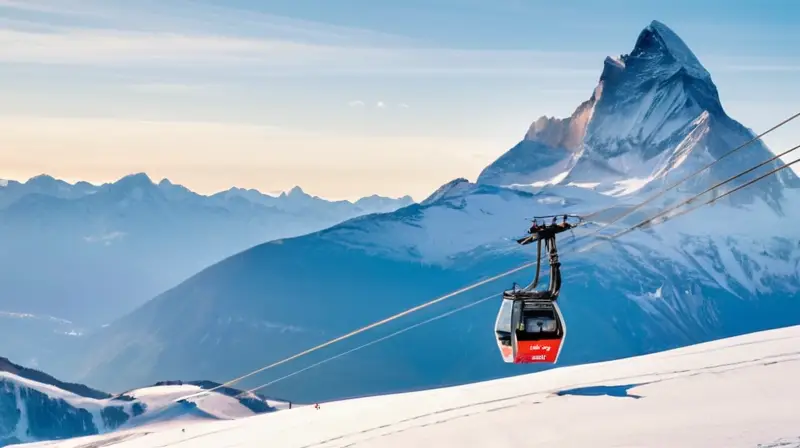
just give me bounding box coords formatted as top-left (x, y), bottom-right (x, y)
top-left (16, 325), bottom-right (800, 448)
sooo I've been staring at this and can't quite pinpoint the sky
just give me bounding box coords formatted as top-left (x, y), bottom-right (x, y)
top-left (0, 0), bottom-right (798, 201)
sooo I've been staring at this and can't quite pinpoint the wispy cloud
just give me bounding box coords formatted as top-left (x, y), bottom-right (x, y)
top-left (719, 64), bottom-right (800, 73)
top-left (128, 82), bottom-right (210, 93)
top-left (704, 55), bottom-right (800, 74)
top-left (0, 0), bottom-right (414, 45)
top-left (0, 29), bottom-right (600, 76)
top-left (0, 28), bottom-right (342, 65)
top-left (2, 0), bottom-right (796, 79)
top-left (349, 100), bottom-right (409, 109)
top-left (0, 0), bottom-right (95, 15)
top-left (0, 0), bottom-right (601, 77)
top-left (84, 230), bottom-right (126, 245)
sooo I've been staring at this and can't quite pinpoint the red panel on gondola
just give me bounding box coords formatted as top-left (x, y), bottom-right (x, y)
top-left (513, 338), bottom-right (563, 364)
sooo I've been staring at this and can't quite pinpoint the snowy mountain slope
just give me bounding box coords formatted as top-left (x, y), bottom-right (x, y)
top-left (0, 357), bottom-right (109, 401)
top-left (477, 20), bottom-right (799, 208)
top-left (58, 20), bottom-right (800, 404)
top-left (0, 362), bottom-right (283, 447)
top-left (18, 325), bottom-right (800, 448)
top-left (0, 172), bottom-right (414, 370)
top-left (66, 176), bottom-right (800, 402)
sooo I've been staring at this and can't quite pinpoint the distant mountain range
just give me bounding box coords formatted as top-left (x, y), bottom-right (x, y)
top-left (0, 173), bottom-right (414, 369)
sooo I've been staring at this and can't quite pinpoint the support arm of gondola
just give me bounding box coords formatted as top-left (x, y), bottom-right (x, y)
top-left (524, 238), bottom-right (542, 290)
top-left (547, 237), bottom-right (562, 299)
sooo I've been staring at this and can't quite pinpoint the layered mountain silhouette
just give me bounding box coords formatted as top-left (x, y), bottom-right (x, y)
top-left (0, 174), bottom-right (413, 369)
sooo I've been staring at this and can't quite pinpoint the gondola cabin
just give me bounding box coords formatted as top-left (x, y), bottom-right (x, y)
top-left (494, 297), bottom-right (566, 364)
top-left (494, 215), bottom-right (575, 364)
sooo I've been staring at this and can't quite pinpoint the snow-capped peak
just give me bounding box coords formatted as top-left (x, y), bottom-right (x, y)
top-left (103, 173), bottom-right (162, 201)
top-left (420, 178), bottom-right (472, 206)
top-left (25, 174), bottom-right (58, 185)
top-left (478, 20), bottom-right (796, 208)
top-left (112, 172), bottom-right (155, 188)
top-left (282, 186), bottom-right (307, 198)
top-left (634, 20), bottom-right (711, 81)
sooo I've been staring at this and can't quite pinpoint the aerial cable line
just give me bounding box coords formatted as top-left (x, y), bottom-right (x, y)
top-left (634, 151), bottom-right (800, 230)
top-left (236, 293), bottom-right (501, 398)
top-left (177, 264), bottom-right (536, 401)
top-left (580, 110), bottom-right (800, 226)
top-left (176, 114), bottom-right (799, 403)
top-left (589, 142), bottom-right (800, 244)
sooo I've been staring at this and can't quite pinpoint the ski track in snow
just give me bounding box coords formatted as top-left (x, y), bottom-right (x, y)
top-left (14, 325), bottom-right (800, 448)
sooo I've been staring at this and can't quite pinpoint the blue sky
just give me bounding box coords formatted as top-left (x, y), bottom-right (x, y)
top-left (0, 0), bottom-right (798, 200)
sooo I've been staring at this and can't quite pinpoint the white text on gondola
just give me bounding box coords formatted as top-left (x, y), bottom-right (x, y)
top-left (528, 344), bottom-right (552, 351)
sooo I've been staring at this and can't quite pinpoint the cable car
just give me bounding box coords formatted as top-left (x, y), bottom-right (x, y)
top-left (494, 215), bottom-right (578, 364)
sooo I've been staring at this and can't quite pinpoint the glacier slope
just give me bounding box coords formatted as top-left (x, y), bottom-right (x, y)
top-left (17, 325), bottom-right (800, 448)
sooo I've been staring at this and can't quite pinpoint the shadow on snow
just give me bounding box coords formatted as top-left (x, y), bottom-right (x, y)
top-left (555, 383), bottom-right (647, 399)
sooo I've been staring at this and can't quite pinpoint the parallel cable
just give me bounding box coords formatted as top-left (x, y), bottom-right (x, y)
top-left (580, 111), bottom-right (800, 232)
top-left (644, 154), bottom-right (800, 228)
top-left (238, 293), bottom-right (500, 397)
top-left (177, 264), bottom-right (536, 401)
top-left (599, 143), bottom-right (800, 242)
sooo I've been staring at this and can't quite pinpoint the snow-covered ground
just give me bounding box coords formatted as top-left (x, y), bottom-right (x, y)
top-left (117, 384), bottom-right (261, 423)
top-left (17, 324), bottom-right (800, 448)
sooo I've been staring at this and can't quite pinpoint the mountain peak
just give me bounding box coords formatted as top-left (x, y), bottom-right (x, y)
top-left (104, 173), bottom-right (162, 201)
top-left (283, 186), bottom-right (307, 198)
top-left (117, 172), bottom-right (155, 185)
top-left (421, 178), bottom-right (472, 206)
top-left (26, 174), bottom-right (60, 186)
top-left (477, 19), bottom-right (796, 205)
top-left (629, 20), bottom-right (710, 80)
